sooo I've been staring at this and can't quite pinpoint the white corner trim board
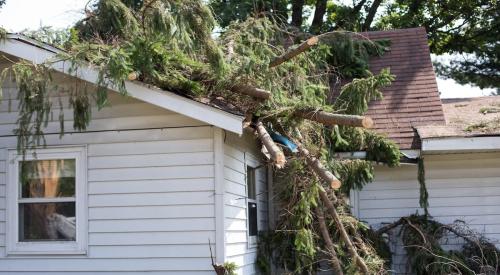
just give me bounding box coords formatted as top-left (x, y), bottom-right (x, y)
top-left (422, 136), bottom-right (500, 153)
top-left (0, 35), bottom-right (244, 135)
top-left (213, 128), bottom-right (226, 262)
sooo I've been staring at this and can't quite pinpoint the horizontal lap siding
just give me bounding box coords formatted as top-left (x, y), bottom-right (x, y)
top-left (353, 152), bottom-right (500, 274)
top-left (0, 80), bottom-right (217, 273)
top-left (224, 132), bottom-right (268, 275)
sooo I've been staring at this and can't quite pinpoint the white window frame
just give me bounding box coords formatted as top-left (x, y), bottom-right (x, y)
top-left (245, 154), bottom-right (259, 247)
top-left (6, 146), bottom-right (87, 255)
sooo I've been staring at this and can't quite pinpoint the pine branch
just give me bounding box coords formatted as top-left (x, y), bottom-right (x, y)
top-left (317, 185), bottom-right (370, 274)
top-left (296, 142), bottom-right (341, 189)
top-left (269, 36), bottom-right (319, 68)
top-left (315, 206), bottom-right (344, 275)
top-left (231, 84), bottom-right (271, 100)
top-left (295, 109), bottom-right (374, 128)
top-left (255, 121), bottom-right (286, 168)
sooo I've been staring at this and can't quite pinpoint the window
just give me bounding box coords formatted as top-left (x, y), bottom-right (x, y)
top-left (7, 147), bottom-right (87, 254)
top-left (246, 165), bottom-right (258, 243)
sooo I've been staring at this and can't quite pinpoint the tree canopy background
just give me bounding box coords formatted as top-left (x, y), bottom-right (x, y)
top-left (210, 0), bottom-right (499, 93)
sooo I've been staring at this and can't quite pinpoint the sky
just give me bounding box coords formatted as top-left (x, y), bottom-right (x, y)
top-left (0, 0), bottom-right (495, 98)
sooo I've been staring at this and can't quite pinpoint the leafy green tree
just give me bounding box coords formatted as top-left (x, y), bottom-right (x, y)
top-left (378, 0), bottom-right (499, 92)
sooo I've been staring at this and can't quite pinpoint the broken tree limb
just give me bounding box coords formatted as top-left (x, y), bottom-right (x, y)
top-left (318, 185), bottom-right (370, 274)
top-left (295, 109), bottom-right (373, 128)
top-left (208, 239), bottom-right (225, 275)
top-left (255, 121), bottom-right (286, 168)
top-left (269, 36), bottom-right (319, 68)
top-left (296, 143), bottom-right (341, 189)
top-left (230, 84), bottom-right (271, 100)
top-left (315, 206), bottom-right (344, 275)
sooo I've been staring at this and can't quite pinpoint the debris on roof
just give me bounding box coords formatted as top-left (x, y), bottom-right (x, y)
top-left (416, 96), bottom-right (500, 138)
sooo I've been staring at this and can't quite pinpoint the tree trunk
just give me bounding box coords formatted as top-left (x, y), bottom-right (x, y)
top-left (352, 0), bottom-right (368, 15)
top-left (295, 109), bottom-right (373, 128)
top-left (317, 185), bottom-right (370, 274)
top-left (269, 36), bottom-right (319, 68)
top-left (231, 84), bottom-right (271, 100)
top-left (310, 0), bottom-right (328, 33)
top-left (255, 121), bottom-right (286, 168)
top-left (362, 0), bottom-right (382, 30)
top-left (315, 207), bottom-right (344, 275)
top-left (291, 0), bottom-right (305, 27)
top-left (296, 143), bottom-right (341, 189)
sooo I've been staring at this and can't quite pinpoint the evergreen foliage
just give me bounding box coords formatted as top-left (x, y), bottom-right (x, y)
top-left (0, 0), bottom-right (403, 273)
top-left (379, 215), bottom-right (500, 275)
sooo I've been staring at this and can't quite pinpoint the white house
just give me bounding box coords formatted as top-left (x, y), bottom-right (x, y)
top-left (349, 28), bottom-right (500, 274)
top-left (2, 29), bottom-right (499, 275)
top-left (0, 34), bottom-right (270, 274)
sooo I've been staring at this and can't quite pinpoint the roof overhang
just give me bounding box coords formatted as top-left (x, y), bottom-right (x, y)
top-left (0, 35), bottom-right (244, 135)
top-left (421, 136), bottom-right (500, 154)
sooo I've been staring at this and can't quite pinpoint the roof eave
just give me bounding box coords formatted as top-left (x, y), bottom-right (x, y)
top-left (0, 35), bottom-right (244, 135)
top-left (421, 135), bottom-right (500, 154)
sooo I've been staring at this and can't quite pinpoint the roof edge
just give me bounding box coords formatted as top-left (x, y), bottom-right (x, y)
top-left (421, 135), bottom-right (500, 153)
top-left (1, 35), bottom-right (244, 135)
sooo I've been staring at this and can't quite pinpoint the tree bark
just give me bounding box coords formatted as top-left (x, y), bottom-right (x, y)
top-left (269, 36), bottom-right (319, 68)
top-left (315, 207), bottom-right (344, 275)
top-left (255, 121), bottom-right (286, 168)
top-left (362, 0), bottom-right (382, 30)
top-left (291, 0), bottom-right (305, 27)
top-left (317, 185), bottom-right (370, 274)
top-left (334, 0), bottom-right (366, 30)
top-left (310, 0), bottom-right (328, 34)
top-left (231, 84), bottom-right (271, 100)
top-left (352, 0), bottom-right (368, 15)
top-left (295, 109), bottom-right (373, 128)
top-left (296, 143), bottom-right (341, 189)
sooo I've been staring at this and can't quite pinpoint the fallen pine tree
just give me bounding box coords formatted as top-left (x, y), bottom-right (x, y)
top-left (0, 1), bottom-right (426, 274)
top-left (377, 215), bottom-right (500, 275)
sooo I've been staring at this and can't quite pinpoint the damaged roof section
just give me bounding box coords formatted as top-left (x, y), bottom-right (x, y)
top-left (417, 96), bottom-right (500, 139)
top-left (364, 27), bottom-right (446, 149)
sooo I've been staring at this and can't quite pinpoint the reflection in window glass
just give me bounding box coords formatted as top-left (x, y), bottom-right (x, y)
top-left (20, 159), bottom-right (76, 198)
top-left (19, 202), bottom-right (76, 241)
top-left (18, 159), bottom-right (76, 242)
top-left (248, 202), bottom-right (258, 236)
top-left (246, 166), bottom-right (256, 200)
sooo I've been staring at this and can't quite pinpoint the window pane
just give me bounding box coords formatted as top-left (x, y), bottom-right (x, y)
top-left (248, 202), bottom-right (258, 236)
top-left (246, 166), bottom-right (256, 200)
top-left (20, 159), bottom-right (75, 198)
top-left (19, 202), bottom-right (76, 242)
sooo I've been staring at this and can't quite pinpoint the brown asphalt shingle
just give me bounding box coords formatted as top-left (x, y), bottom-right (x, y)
top-left (364, 27), bottom-right (446, 149)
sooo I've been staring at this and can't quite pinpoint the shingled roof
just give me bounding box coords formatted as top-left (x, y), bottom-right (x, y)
top-left (365, 27), bottom-right (446, 149)
top-left (417, 96), bottom-right (500, 138)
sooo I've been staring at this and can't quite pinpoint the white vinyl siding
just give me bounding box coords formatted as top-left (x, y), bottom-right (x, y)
top-left (352, 152), bottom-right (500, 274)
top-left (223, 132), bottom-right (269, 275)
top-left (0, 76), bottom-right (218, 273)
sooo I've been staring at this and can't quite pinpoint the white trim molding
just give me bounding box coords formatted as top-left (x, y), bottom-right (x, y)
top-left (0, 35), bottom-right (244, 135)
top-left (422, 136), bottom-right (500, 154)
top-left (6, 146), bottom-right (88, 255)
top-left (213, 128), bottom-right (226, 263)
top-left (244, 153), bottom-right (260, 248)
